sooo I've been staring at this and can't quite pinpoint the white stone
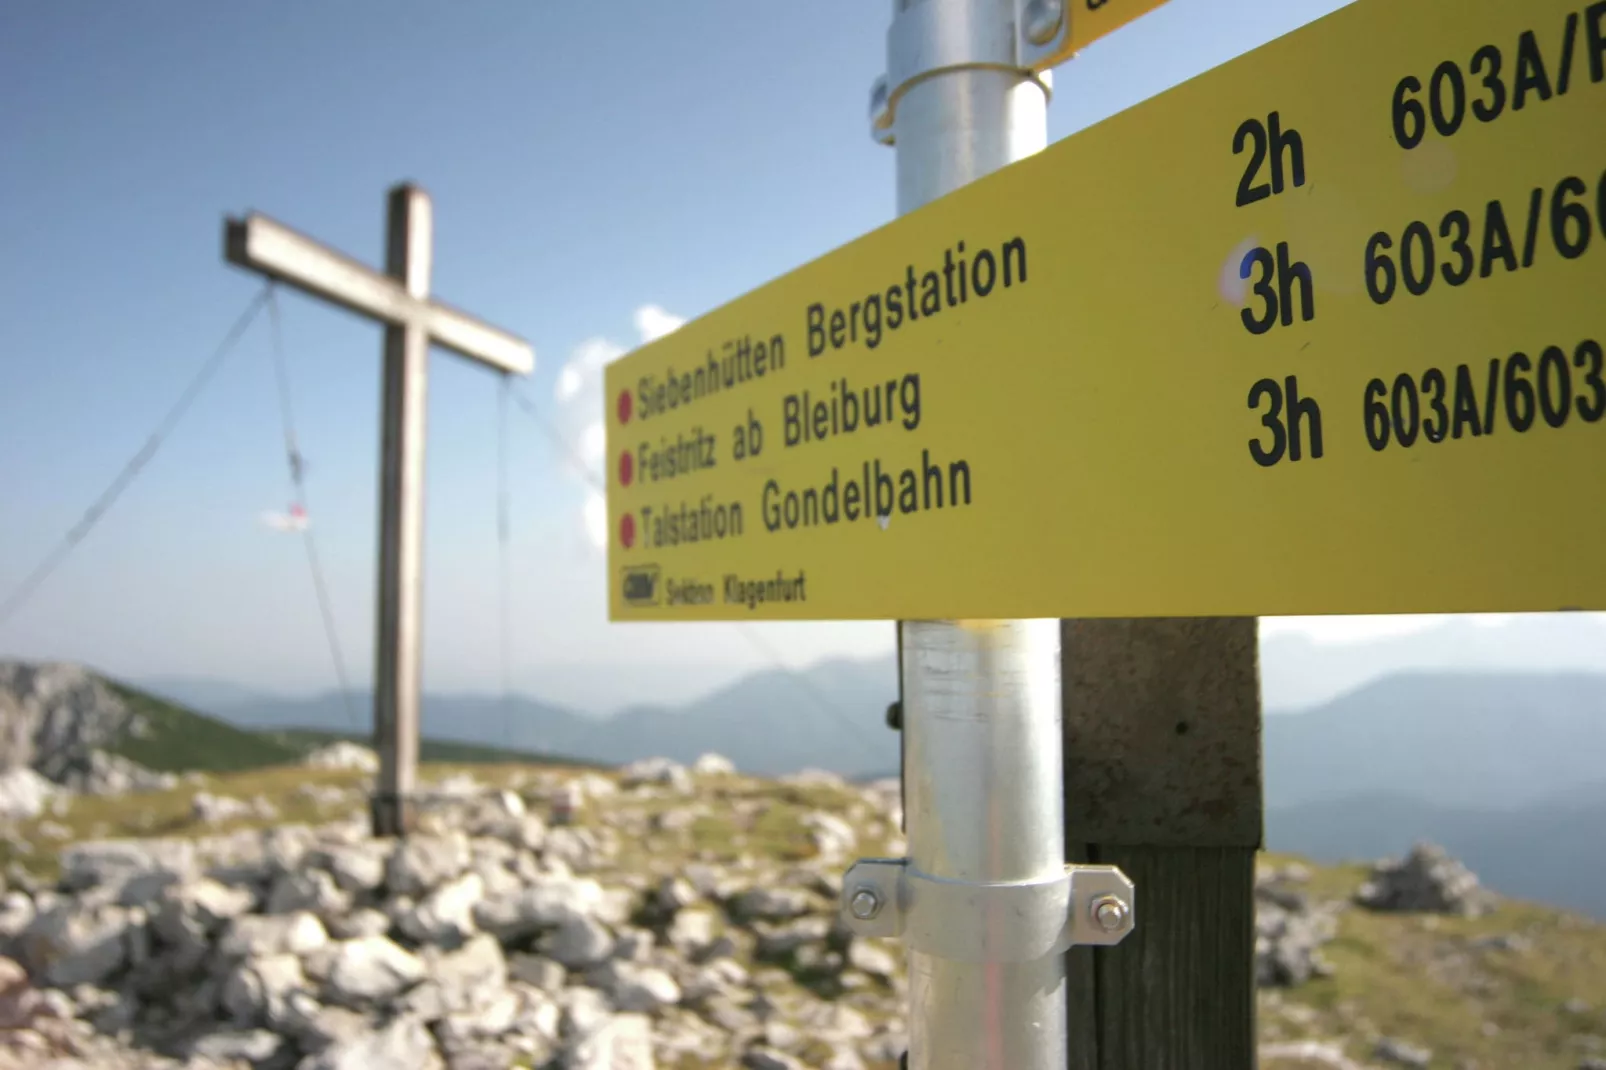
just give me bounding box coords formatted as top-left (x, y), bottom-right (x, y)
top-left (316, 843), bottom-right (388, 894)
top-left (264, 868), bottom-right (350, 919)
top-left (545, 915), bottom-right (614, 970)
top-left (0, 768), bottom-right (57, 821)
top-left (21, 903), bottom-right (130, 987)
top-left (692, 753), bottom-right (736, 776)
top-left (188, 1028), bottom-right (284, 1064)
top-left (387, 833), bottom-right (472, 898)
top-left (219, 953), bottom-right (304, 1027)
top-left (400, 872), bottom-right (483, 946)
top-left (298, 1014), bottom-right (443, 1070)
top-left (324, 935), bottom-right (426, 1006)
top-left (733, 886), bottom-right (812, 922)
top-left (302, 742), bottom-right (379, 772)
top-left (603, 962), bottom-right (681, 1014)
top-left (847, 939), bottom-right (898, 980)
top-left (433, 933), bottom-right (508, 1013)
top-left (563, 1011), bottom-right (656, 1070)
top-left (217, 911), bottom-right (328, 961)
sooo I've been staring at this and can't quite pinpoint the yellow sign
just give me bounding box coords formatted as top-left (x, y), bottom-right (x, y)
top-left (606, 0), bottom-right (1606, 622)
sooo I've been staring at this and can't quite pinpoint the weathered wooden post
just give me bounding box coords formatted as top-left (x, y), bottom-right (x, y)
top-left (224, 185), bottom-right (534, 837)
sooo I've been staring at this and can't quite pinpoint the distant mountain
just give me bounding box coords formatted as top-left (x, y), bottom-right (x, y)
top-left (1267, 780), bottom-right (1606, 919)
top-left (1264, 671), bottom-right (1606, 812)
top-left (592, 656), bottom-right (899, 777)
top-left (198, 663), bottom-right (1606, 794)
top-left (136, 676), bottom-right (290, 713)
top-left (1260, 613), bottom-right (1606, 711)
top-left (199, 655), bottom-right (902, 780)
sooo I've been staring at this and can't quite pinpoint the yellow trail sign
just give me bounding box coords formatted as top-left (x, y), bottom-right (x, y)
top-left (606, 0), bottom-right (1606, 623)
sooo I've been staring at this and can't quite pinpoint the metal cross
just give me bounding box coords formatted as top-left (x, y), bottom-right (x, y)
top-left (224, 183), bottom-right (534, 838)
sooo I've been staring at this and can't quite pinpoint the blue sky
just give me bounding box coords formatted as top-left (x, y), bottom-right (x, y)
top-left (10, 0), bottom-right (1568, 710)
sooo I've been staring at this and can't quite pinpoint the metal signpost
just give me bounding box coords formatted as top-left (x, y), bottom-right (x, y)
top-left (601, 0), bottom-right (1604, 1066)
top-left (859, 3), bottom-right (1132, 1069)
top-left (224, 184), bottom-right (534, 838)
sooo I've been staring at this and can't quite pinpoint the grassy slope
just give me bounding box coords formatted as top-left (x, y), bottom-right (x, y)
top-left (93, 676), bottom-right (593, 772)
top-left (102, 680), bottom-right (303, 773)
top-left (1256, 851), bottom-right (1606, 1070)
top-left (257, 727), bottom-right (605, 768)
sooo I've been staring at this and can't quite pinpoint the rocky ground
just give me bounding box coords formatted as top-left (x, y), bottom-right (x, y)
top-left (0, 744), bottom-right (1602, 1070)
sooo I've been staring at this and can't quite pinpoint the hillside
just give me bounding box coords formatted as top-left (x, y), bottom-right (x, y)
top-left (0, 665), bottom-right (586, 795)
top-left (0, 661), bottom-right (302, 782)
top-left (0, 758), bottom-right (1602, 1069)
top-left (256, 728), bottom-right (606, 769)
top-left (99, 678), bottom-right (304, 774)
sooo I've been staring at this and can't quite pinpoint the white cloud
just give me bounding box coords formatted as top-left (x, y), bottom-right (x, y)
top-left (552, 305), bottom-right (686, 551)
top-left (634, 304), bottom-right (686, 343)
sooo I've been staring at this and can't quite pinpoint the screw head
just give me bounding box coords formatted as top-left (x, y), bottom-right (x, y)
top-left (1091, 894), bottom-right (1129, 932)
top-left (1024, 0), bottom-right (1064, 46)
top-left (849, 888), bottom-right (882, 921)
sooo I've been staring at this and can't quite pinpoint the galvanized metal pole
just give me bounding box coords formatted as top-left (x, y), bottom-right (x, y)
top-left (901, 621), bottom-right (1068, 1069)
top-left (874, 3), bottom-right (1065, 1068)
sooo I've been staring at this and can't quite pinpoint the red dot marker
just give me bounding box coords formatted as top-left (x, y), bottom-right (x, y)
top-left (618, 451), bottom-right (633, 487)
top-left (619, 512), bottom-right (635, 549)
top-left (616, 389), bottom-right (632, 424)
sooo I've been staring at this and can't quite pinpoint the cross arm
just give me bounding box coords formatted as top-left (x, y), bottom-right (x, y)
top-left (223, 211), bottom-right (534, 375)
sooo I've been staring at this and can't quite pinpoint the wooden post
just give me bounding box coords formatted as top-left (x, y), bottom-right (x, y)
top-left (1060, 618), bottom-right (1263, 1070)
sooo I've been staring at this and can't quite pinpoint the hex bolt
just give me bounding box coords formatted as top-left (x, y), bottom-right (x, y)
top-left (1091, 893), bottom-right (1129, 932)
top-left (1024, 0), bottom-right (1065, 46)
top-left (850, 888), bottom-right (883, 921)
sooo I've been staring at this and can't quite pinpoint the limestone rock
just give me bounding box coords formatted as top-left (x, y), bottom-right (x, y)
top-left (299, 1014), bottom-right (443, 1070)
top-left (600, 961), bottom-right (681, 1013)
top-left (733, 887), bottom-right (811, 922)
top-left (302, 743), bottom-right (379, 773)
top-left (19, 902), bottom-right (131, 987)
top-left (187, 1028), bottom-right (283, 1064)
top-left (0, 768), bottom-right (56, 821)
top-left (562, 1011), bottom-right (656, 1070)
top-left (190, 792), bottom-right (253, 825)
top-left (314, 843), bottom-right (388, 895)
top-left (692, 753), bottom-right (736, 776)
top-left (1356, 843), bottom-right (1495, 917)
top-left (620, 758), bottom-right (692, 793)
top-left (1374, 1036), bottom-right (1433, 1067)
top-left (216, 911), bottom-right (328, 961)
top-left (387, 834), bottom-right (472, 898)
top-left (323, 935), bottom-right (427, 1007)
top-left (546, 915), bottom-right (614, 970)
top-left (399, 872), bottom-right (483, 947)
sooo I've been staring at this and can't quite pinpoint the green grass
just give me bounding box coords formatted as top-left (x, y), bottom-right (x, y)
top-left (257, 727), bottom-right (604, 768)
top-left (1256, 852), bottom-right (1606, 1070)
top-left (102, 680), bottom-right (303, 773)
top-left (95, 674), bottom-right (604, 774)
